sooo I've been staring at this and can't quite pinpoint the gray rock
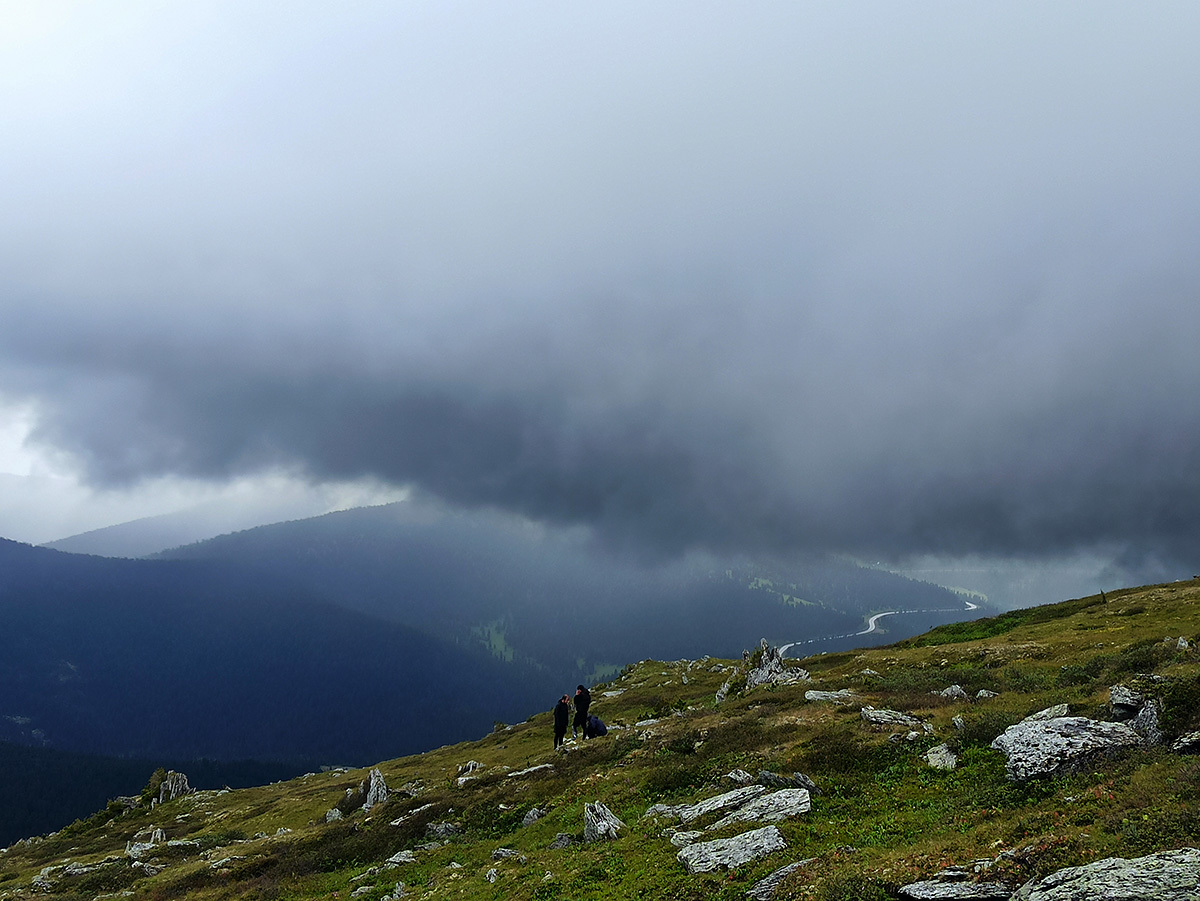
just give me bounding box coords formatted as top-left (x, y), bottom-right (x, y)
top-left (384, 850), bottom-right (416, 868)
top-left (1025, 704), bottom-right (1071, 721)
top-left (899, 880), bottom-right (1013, 899)
top-left (583, 801), bottom-right (625, 842)
top-left (862, 706), bottom-right (923, 729)
top-left (805, 689), bottom-right (858, 704)
top-left (1010, 847), bottom-right (1200, 900)
top-left (363, 768), bottom-right (389, 811)
top-left (745, 860), bottom-right (813, 900)
top-left (708, 789), bottom-right (811, 830)
top-left (491, 847), bottom-right (525, 862)
top-left (549, 832), bottom-right (574, 849)
top-left (925, 744), bottom-right (958, 770)
top-left (485, 868), bottom-right (498, 883)
top-left (677, 825), bottom-right (787, 874)
top-left (1170, 730), bottom-right (1200, 753)
top-left (756, 771), bottom-right (819, 794)
top-left (521, 807), bottom-right (545, 827)
top-left (157, 771), bottom-right (193, 804)
top-left (938, 685), bottom-right (971, 701)
top-left (507, 763), bottom-right (554, 779)
top-left (976, 690), bottom-right (999, 700)
top-left (716, 680), bottom-right (733, 703)
top-left (746, 640), bottom-right (811, 689)
top-left (678, 786), bottom-right (769, 824)
top-left (1109, 684), bottom-right (1145, 716)
top-left (425, 822), bottom-right (458, 839)
top-left (669, 830), bottom-right (704, 848)
top-left (1131, 701), bottom-right (1164, 745)
top-left (991, 716), bottom-right (1143, 781)
top-left (643, 802), bottom-right (686, 821)
top-left (726, 769), bottom-right (756, 785)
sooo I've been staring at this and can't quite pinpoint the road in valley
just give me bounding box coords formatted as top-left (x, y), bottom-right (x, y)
top-left (778, 598), bottom-right (979, 657)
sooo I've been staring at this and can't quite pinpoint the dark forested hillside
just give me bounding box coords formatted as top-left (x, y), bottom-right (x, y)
top-left (0, 539), bottom-right (548, 765)
top-left (159, 502), bottom-right (982, 679)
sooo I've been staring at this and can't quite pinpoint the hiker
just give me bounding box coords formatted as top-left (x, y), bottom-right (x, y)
top-left (573, 684), bottom-right (592, 739)
top-left (585, 713), bottom-right (608, 738)
top-left (553, 694), bottom-right (570, 749)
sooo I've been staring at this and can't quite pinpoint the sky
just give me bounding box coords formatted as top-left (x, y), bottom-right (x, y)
top-left (1, 3), bottom-right (1198, 592)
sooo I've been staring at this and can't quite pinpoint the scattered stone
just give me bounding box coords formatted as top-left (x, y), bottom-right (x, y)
top-left (485, 868), bottom-right (498, 883)
top-left (426, 822), bottom-right (458, 839)
top-left (384, 850), bottom-right (416, 868)
top-left (381, 882), bottom-right (406, 900)
top-left (1131, 701), bottom-right (1164, 745)
top-left (745, 860), bottom-right (813, 900)
top-left (862, 706), bottom-right (923, 729)
top-left (669, 830), bottom-right (703, 848)
top-left (746, 639), bottom-right (811, 689)
top-left (521, 807), bottom-right (545, 827)
top-left (1109, 685), bottom-right (1145, 716)
top-left (726, 769), bottom-right (756, 785)
top-left (643, 803), bottom-right (687, 821)
top-left (389, 803), bottom-right (434, 827)
top-left (1025, 704), bottom-right (1071, 721)
top-left (583, 801), bottom-right (625, 842)
top-left (350, 886), bottom-right (373, 898)
top-left (602, 689), bottom-right (625, 697)
top-left (549, 833), bottom-right (574, 849)
top-left (925, 744), bottom-right (958, 770)
top-left (716, 681), bottom-right (733, 703)
top-left (507, 763), bottom-right (554, 779)
top-left (953, 715), bottom-right (967, 731)
top-left (325, 808), bottom-right (344, 823)
top-left (756, 771), bottom-right (819, 794)
top-left (937, 685), bottom-right (970, 701)
top-left (898, 880), bottom-right (1013, 899)
top-left (805, 689), bottom-right (857, 704)
top-left (1010, 847), bottom-right (1200, 900)
top-left (678, 786), bottom-right (769, 824)
top-left (1177, 637), bottom-right (1190, 650)
top-left (457, 760), bottom-right (483, 776)
top-left (707, 789), bottom-right (811, 830)
top-left (1170, 730), bottom-right (1200, 753)
top-left (861, 668), bottom-right (881, 677)
top-left (491, 848), bottom-right (525, 862)
top-left (991, 716), bottom-right (1143, 781)
top-left (677, 825), bottom-right (787, 874)
top-left (976, 690), bottom-right (999, 700)
top-left (125, 826), bottom-right (165, 860)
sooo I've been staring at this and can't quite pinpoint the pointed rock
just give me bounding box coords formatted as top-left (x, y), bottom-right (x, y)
top-left (583, 801), bottom-right (625, 842)
top-left (363, 768), bottom-right (389, 811)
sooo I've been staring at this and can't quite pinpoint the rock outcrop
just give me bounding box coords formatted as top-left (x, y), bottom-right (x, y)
top-left (676, 825), bottom-right (787, 874)
top-left (898, 880), bottom-right (1013, 899)
top-left (991, 716), bottom-right (1143, 781)
top-left (805, 689), bottom-right (858, 704)
top-left (745, 640), bottom-right (810, 689)
top-left (924, 743), bottom-right (958, 770)
top-left (862, 706), bottom-right (923, 729)
top-left (1010, 847), bottom-right (1200, 900)
top-left (363, 768), bottom-right (389, 811)
top-left (745, 860), bottom-right (813, 900)
top-left (583, 801), bottom-right (625, 842)
top-left (677, 786), bottom-right (768, 824)
top-left (157, 771), bottom-right (193, 804)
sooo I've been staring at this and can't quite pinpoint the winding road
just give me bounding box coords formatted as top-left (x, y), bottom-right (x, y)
top-left (778, 598), bottom-right (979, 657)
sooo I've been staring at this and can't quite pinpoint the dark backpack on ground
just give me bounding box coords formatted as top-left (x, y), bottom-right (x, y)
top-left (586, 714), bottom-right (608, 737)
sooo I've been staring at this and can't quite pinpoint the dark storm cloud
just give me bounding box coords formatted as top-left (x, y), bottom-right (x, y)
top-left (2, 3), bottom-right (1200, 565)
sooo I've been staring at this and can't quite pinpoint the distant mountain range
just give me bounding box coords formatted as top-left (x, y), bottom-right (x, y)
top-left (3, 502), bottom-right (982, 772)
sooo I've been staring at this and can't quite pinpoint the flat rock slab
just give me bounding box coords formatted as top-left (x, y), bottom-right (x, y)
top-left (745, 859), bottom-right (814, 900)
top-left (708, 789), bottom-right (811, 830)
top-left (899, 880), bottom-right (1013, 899)
top-left (991, 717), bottom-right (1142, 781)
top-left (677, 825), bottom-right (787, 874)
top-left (678, 785), bottom-right (769, 824)
top-left (805, 689), bottom-right (858, 704)
top-left (862, 707), bottom-right (922, 728)
top-left (1011, 847), bottom-right (1200, 900)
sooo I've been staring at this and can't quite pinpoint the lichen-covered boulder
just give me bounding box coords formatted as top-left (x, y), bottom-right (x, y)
top-left (583, 801), bottom-right (625, 842)
top-left (707, 789), bottom-right (811, 830)
top-left (1010, 847), bottom-right (1200, 900)
top-left (676, 825), bottom-right (787, 874)
top-left (991, 716), bottom-right (1142, 781)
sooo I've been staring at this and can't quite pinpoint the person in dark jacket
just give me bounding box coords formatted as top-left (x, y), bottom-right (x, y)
top-left (573, 684), bottom-right (592, 739)
top-left (553, 695), bottom-right (570, 749)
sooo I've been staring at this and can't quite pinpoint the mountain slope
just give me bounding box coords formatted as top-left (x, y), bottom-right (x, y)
top-left (158, 502), bottom-right (984, 679)
top-left (3, 580), bottom-right (1197, 900)
top-left (0, 539), bottom-right (548, 764)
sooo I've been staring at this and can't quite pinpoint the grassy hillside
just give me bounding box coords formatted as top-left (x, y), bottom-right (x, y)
top-left (2, 580), bottom-right (1198, 901)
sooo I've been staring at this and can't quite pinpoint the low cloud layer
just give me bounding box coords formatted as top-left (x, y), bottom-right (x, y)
top-left (2, 3), bottom-right (1199, 570)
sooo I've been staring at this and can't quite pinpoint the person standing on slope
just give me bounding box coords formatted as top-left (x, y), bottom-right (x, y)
top-left (573, 684), bottom-right (592, 740)
top-left (553, 694), bottom-right (570, 749)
